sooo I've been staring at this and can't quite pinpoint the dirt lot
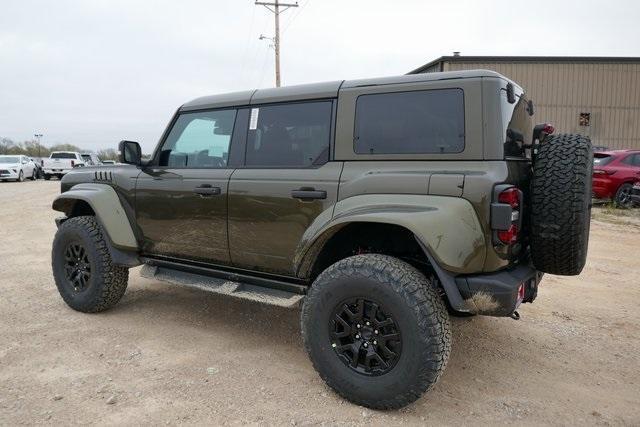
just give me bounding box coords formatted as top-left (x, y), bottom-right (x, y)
top-left (1, 180), bottom-right (639, 425)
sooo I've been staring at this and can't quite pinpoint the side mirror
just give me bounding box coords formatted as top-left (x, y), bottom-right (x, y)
top-left (118, 140), bottom-right (142, 165)
top-left (527, 99), bottom-right (535, 116)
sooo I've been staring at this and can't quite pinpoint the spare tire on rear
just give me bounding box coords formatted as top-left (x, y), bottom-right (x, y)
top-left (530, 134), bottom-right (593, 275)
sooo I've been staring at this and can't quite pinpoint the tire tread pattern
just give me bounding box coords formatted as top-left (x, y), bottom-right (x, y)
top-left (52, 216), bottom-right (129, 312)
top-left (301, 254), bottom-right (451, 410)
top-left (530, 134), bottom-right (593, 275)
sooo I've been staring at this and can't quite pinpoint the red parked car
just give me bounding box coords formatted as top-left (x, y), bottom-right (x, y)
top-left (592, 149), bottom-right (640, 207)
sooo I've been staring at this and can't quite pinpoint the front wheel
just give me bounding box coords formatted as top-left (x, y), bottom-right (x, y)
top-left (301, 254), bottom-right (451, 409)
top-left (44, 174), bottom-right (51, 180)
top-left (614, 183), bottom-right (634, 209)
top-left (17, 170), bottom-right (24, 182)
top-left (52, 216), bottom-right (129, 312)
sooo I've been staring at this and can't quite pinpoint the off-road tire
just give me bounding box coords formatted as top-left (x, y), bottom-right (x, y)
top-left (614, 183), bottom-right (634, 209)
top-left (530, 133), bottom-right (593, 275)
top-left (17, 170), bottom-right (24, 182)
top-left (52, 216), bottom-right (129, 313)
top-left (301, 254), bottom-right (451, 409)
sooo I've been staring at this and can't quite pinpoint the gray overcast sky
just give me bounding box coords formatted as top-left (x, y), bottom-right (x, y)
top-left (1, 0), bottom-right (639, 153)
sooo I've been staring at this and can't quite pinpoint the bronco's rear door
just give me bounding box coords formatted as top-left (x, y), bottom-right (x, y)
top-left (227, 100), bottom-right (341, 276)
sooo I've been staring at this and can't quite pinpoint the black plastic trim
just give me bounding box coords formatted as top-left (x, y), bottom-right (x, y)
top-left (141, 256), bottom-right (308, 295)
top-left (456, 262), bottom-right (541, 316)
top-left (415, 238), bottom-right (469, 312)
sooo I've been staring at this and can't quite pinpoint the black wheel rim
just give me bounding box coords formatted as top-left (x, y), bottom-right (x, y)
top-left (619, 187), bottom-right (631, 205)
top-left (329, 298), bottom-right (402, 376)
top-left (64, 242), bottom-right (91, 292)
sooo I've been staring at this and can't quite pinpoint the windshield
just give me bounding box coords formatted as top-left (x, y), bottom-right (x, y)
top-left (51, 152), bottom-right (76, 159)
top-left (501, 87), bottom-right (533, 159)
top-left (0, 156), bottom-right (20, 163)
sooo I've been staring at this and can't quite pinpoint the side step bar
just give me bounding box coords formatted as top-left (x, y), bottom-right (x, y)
top-left (140, 264), bottom-right (305, 308)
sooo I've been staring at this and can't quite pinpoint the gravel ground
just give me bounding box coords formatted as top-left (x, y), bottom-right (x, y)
top-left (1, 180), bottom-right (639, 426)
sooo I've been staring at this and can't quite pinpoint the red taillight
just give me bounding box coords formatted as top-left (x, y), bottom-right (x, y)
top-left (498, 187), bottom-right (520, 209)
top-left (71, 160), bottom-right (75, 167)
top-left (498, 224), bottom-right (518, 244)
top-left (495, 186), bottom-right (521, 245)
top-left (517, 283), bottom-right (525, 305)
top-left (542, 123), bottom-right (555, 135)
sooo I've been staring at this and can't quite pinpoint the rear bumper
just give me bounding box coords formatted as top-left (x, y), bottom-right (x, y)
top-left (455, 263), bottom-right (543, 317)
top-left (43, 168), bottom-right (70, 175)
top-left (592, 177), bottom-right (615, 199)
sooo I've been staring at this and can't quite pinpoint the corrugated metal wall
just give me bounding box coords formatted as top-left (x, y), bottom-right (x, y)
top-left (440, 61), bottom-right (640, 150)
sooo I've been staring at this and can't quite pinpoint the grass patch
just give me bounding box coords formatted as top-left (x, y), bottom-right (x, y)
top-left (591, 204), bottom-right (640, 227)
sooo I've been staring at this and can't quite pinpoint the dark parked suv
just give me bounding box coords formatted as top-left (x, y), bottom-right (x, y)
top-left (51, 70), bottom-right (593, 409)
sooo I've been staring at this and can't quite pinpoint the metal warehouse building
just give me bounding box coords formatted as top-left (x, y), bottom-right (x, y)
top-left (409, 56), bottom-right (640, 150)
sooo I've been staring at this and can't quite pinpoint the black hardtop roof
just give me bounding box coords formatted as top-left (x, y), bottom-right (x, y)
top-left (180, 69), bottom-right (505, 111)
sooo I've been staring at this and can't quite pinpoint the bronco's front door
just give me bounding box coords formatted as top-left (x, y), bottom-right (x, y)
top-left (136, 108), bottom-right (241, 264)
top-left (228, 100), bottom-right (341, 276)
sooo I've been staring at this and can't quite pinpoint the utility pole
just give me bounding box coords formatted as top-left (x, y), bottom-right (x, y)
top-left (255, 0), bottom-right (298, 87)
top-left (34, 133), bottom-right (43, 159)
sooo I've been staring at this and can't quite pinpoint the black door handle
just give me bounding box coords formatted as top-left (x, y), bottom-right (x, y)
top-left (291, 188), bottom-right (327, 200)
top-left (194, 184), bottom-right (221, 196)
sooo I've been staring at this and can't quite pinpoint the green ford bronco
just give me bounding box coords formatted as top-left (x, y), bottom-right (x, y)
top-left (51, 70), bottom-right (593, 409)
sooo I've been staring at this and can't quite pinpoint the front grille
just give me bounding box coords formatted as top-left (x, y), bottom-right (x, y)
top-left (0, 169), bottom-right (9, 174)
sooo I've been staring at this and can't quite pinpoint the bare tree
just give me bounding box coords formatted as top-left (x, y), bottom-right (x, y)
top-left (97, 148), bottom-right (118, 161)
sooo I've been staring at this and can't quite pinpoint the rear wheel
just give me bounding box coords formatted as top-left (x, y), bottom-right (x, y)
top-left (530, 134), bottom-right (593, 276)
top-left (52, 216), bottom-right (129, 312)
top-left (301, 254), bottom-right (451, 409)
top-left (614, 183), bottom-right (634, 209)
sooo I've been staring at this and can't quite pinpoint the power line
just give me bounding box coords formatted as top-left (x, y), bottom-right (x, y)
top-left (255, 1), bottom-right (298, 87)
top-left (281, 0), bottom-right (311, 34)
top-left (239, 3), bottom-right (257, 85)
top-left (249, 12), bottom-right (272, 88)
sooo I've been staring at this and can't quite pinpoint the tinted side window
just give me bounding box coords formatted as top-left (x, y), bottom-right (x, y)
top-left (51, 153), bottom-right (77, 159)
top-left (622, 154), bottom-right (640, 166)
top-left (245, 101), bottom-right (332, 167)
top-left (354, 89), bottom-right (465, 154)
top-left (159, 109), bottom-right (236, 168)
top-left (593, 154), bottom-right (614, 166)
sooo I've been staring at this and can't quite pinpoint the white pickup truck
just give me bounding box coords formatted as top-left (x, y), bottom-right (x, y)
top-left (42, 152), bottom-right (86, 180)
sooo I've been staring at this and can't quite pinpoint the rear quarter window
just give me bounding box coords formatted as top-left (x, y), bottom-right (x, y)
top-left (354, 89), bottom-right (465, 154)
top-left (501, 91), bottom-right (533, 159)
top-left (593, 154), bottom-right (614, 166)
